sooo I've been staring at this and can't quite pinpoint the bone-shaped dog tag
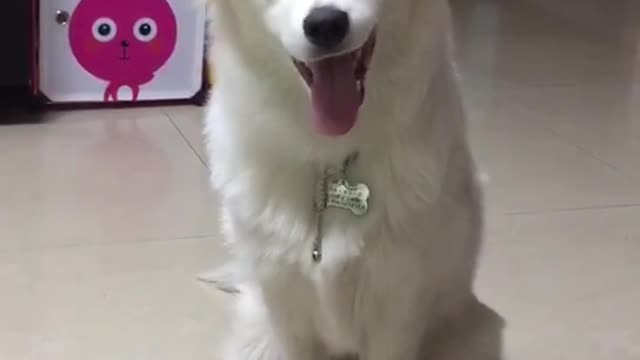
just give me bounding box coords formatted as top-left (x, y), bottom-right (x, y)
top-left (326, 179), bottom-right (370, 216)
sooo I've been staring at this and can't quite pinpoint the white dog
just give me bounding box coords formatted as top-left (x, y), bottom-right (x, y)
top-left (203, 0), bottom-right (504, 359)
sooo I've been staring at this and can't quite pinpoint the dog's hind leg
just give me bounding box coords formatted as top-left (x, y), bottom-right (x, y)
top-left (426, 299), bottom-right (505, 360)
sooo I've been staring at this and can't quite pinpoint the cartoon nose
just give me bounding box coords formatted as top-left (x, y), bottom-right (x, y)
top-left (303, 6), bottom-right (350, 49)
top-left (121, 40), bottom-right (129, 48)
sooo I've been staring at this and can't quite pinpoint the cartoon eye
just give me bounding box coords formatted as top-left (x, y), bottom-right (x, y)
top-left (92, 17), bottom-right (117, 42)
top-left (133, 18), bottom-right (158, 42)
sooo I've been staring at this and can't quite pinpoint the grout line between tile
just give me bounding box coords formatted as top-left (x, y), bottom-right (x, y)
top-left (0, 233), bottom-right (219, 257)
top-left (506, 202), bottom-right (640, 216)
top-left (538, 114), bottom-right (640, 182)
top-left (163, 111), bottom-right (209, 169)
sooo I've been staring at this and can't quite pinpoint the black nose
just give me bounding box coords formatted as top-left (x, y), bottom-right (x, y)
top-left (303, 6), bottom-right (350, 49)
top-left (121, 40), bottom-right (129, 48)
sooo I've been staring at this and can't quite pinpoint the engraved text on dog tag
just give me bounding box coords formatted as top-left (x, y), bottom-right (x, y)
top-left (326, 179), bottom-right (370, 216)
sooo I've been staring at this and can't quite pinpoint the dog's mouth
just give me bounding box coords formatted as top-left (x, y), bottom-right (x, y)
top-left (293, 32), bottom-right (376, 136)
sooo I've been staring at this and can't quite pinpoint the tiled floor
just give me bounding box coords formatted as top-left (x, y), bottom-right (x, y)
top-left (2, 0), bottom-right (640, 359)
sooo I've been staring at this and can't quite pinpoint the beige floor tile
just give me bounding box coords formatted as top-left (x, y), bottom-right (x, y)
top-left (468, 98), bottom-right (640, 214)
top-left (558, 286), bottom-right (640, 358)
top-left (163, 105), bottom-right (208, 164)
top-left (0, 237), bottom-right (229, 360)
top-left (478, 206), bottom-right (640, 359)
top-left (495, 86), bottom-right (640, 180)
top-left (0, 109), bottom-right (219, 253)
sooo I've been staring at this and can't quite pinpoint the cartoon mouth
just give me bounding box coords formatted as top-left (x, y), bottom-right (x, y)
top-left (120, 43), bottom-right (130, 61)
top-left (293, 32), bottom-right (376, 136)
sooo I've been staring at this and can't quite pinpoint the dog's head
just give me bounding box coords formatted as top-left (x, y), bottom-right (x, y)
top-left (238, 0), bottom-right (382, 137)
top-left (214, 0), bottom-right (446, 139)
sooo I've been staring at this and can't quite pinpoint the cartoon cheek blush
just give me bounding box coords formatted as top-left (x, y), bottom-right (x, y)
top-left (68, 0), bottom-right (178, 102)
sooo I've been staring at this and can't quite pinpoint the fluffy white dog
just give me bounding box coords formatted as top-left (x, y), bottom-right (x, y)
top-left (203, 0), bottom-right (504, 359)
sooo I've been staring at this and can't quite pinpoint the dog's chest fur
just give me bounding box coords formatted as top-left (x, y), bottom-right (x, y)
top-left (211, 128), bottom-right (449, 267)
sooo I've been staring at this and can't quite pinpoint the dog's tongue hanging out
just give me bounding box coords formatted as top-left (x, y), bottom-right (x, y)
top-left (295, 33), bottom-right (376, 137)
top-left (309, 53), bottom-right (360, 136)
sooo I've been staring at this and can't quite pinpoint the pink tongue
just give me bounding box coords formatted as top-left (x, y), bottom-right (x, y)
top-left (309, 54), bottom-right (360, 136)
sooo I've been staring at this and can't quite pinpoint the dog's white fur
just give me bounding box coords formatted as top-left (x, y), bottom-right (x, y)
top-left (203, 0), bottom-right (504, 359)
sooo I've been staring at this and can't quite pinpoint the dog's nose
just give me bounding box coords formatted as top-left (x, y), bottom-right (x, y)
top-left (303, 6), bottom-right (350, 49)
top-left (121, 40), bottom-right (129, 48)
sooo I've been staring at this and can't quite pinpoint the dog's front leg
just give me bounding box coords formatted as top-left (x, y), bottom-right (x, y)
top-left (356, 253), bottom-right (434, 360)
top-left (262, 275), bottom-right (328, 360)
top-left (224, 285), bottom-right (326, 360)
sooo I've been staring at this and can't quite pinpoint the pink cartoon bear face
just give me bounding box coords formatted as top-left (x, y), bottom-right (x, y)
top-left (69, 0), bottom-right (177, 86)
